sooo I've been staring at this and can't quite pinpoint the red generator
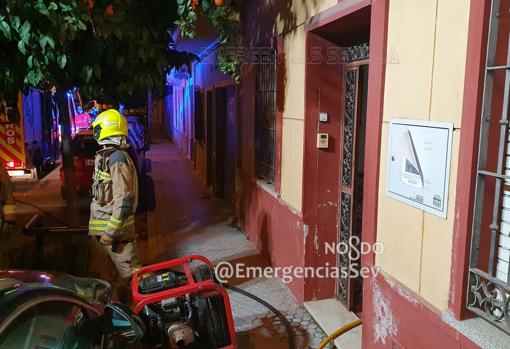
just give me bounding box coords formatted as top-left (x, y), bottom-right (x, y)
top-left (131, 255), bottom-right (237, 349)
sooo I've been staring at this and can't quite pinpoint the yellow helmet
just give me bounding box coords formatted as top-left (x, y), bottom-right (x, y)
top-left (92, 109), bottom-right (128, 141)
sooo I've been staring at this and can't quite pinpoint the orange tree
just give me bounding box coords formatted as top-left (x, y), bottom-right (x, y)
top-left (0, 0), bottom-right (241, 102)
top-left (0, 0), bottom-right (241, 223)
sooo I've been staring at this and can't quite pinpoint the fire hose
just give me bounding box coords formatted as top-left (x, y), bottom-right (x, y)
top-left (316, 319), bottom-right (363, 349)
top-left (224, 284), bottom-right (296, 349)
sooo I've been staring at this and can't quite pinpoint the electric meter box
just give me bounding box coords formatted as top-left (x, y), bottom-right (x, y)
top-left (386, 119), bottom-right (453, 219)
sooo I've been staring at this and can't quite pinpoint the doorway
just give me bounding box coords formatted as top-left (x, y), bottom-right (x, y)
top-left (207, 86), bottom-right (237, 206)
top-left (223, 86), bottom-right (237, 206)
top-left (336, 55), bottom-right (369, 314)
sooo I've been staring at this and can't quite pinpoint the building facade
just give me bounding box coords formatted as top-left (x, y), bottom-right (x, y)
top-left (161, 0), bottom-right (510, 347)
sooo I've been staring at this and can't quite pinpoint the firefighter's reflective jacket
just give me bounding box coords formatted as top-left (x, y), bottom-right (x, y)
top-left (0, 163), bottom-right (15, 222)
top-left (89, 146), bottom-right (138, 241)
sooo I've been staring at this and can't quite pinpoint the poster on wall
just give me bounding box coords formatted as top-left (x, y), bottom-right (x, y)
top-left (386, 119), bottom-right (453, 219)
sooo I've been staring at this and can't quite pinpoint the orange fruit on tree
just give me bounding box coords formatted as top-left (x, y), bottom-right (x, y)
top-left (215, 0), bottom-right (225, 6)
top-left (105, 5), bottom-right (114, 16)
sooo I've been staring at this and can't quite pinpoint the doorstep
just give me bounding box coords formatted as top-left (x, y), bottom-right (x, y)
top-left (304, 299), bottom-right (362, 349)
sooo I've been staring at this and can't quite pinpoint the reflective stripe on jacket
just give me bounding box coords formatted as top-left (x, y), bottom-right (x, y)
top-left (89, 146), bottom-right (138, 240)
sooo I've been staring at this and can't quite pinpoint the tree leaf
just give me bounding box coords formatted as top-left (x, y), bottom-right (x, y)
top-left (20, 21), bottom-right (31, 42)
top-left (0, 21), bottom-right (11, 40)
top-left (48, 2), bottom-right (58, 11)
top-left (112, 25), bottom-right (122, 40)
top-left (26, 71), bottom-right (35, 85)
top-left (47, 36), bottom-right (55, 49)
top-left (17, 41), bottom-right (27, 55)
top-left (36, 1), bottom-right (49, 16)
top-left (39, 35), bottom-right (48, 51)
top-left (93, 64), bottom-right (101, 79)
top-left (76, 20), bottom-right (87, 31)
top-left (102, 24), bottom-right (112, 37)
top-left (82, 65), bottom-right (92, 82)
top-left (27, 55), bottom-right (33, 68)
top-left (57, 54), bottom-right (67, 69)
top-left (10, 16), bottom-right (20, 31)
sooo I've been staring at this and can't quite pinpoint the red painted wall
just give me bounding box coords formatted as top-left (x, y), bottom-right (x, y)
top-left (235, 16), bottom-right (305, 300)
top-left (238, 172), bottom-right (305, 300)
top-left (363, 273), bottom-right (478, 349)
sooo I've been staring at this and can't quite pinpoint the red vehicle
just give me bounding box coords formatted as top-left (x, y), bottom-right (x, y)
top-left (59, 129), bottom-right (98, 195)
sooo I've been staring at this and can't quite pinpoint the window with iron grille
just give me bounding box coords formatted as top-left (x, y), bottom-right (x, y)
top-left (255, 48), bottom-right (277, 184)
top-left (467, 0), bottom-right (510, 334)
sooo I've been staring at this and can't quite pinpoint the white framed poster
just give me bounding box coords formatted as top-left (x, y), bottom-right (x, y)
top-left (386, 119), bottom-right (453, 219)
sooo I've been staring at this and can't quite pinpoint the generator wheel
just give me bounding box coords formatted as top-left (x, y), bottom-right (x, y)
top-left (195, 265), bottom-right (231, 348)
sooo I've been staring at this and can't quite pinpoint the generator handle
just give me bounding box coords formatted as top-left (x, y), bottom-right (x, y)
top-left (134, 255), bottom-right (214, 275)
top-left (131, 255), bottom-right (215, 306)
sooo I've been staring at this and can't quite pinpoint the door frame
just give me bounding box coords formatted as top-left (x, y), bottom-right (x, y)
top-left (302, 0), bottom-right (388, 305)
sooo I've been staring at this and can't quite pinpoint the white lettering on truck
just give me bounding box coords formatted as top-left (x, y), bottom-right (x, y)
top-left (5, 124), bottom-right (16, 145)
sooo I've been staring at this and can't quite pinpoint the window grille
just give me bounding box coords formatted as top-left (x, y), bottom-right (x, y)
top-left (468, 0), bottom-right (510, 334)
top-left (255, 48), bottom-right (277, 183)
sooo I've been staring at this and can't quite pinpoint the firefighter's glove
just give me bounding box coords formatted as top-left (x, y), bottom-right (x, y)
top-left (99, 234), bottom-right (114, 246)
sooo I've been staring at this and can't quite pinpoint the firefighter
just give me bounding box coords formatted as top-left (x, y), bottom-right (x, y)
top-left (0, 162), bottom-right (15, 231)
top-left (89, 109), bottom-right (140, 286)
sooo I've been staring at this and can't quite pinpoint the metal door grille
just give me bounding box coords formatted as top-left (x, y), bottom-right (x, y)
top-left (468, 0), bottom-right (510, 334)
top-left (255, 48), bottom-right (277, 183)
top-left (336, 50), bottom-right (369, 313)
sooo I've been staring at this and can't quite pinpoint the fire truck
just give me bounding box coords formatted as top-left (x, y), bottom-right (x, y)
top-left (0, 88), bottom-right (60, 180)
top-left (0, 88), bottom-right (93, 180)
top-left (66, 88), bottom-right (91, 136)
